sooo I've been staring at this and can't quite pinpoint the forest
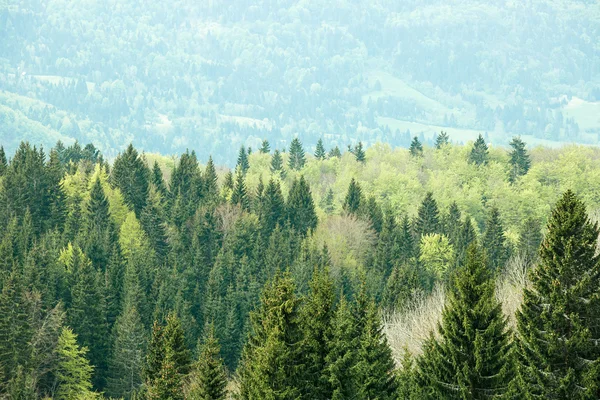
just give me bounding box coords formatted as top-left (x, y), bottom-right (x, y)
top-left (1, 0), bottom-right (600, 163)
top-left (1, 134), bottom-right (600, 399)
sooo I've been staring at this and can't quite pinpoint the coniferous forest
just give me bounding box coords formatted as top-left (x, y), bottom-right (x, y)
top-left (1, 136), bottom-right (600, 399)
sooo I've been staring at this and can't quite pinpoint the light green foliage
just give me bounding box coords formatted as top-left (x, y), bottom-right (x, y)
top-left (419, 234), bottom-right (454, 280)
top-left (55, 327), bottom-right (97, 400)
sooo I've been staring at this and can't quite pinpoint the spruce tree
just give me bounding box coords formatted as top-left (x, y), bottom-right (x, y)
top-left (301, 267), bottom-right (335, 400)
top-left (260, 139), bottom-right (271, 154)
top-left (260, 179), bottom-right (286, 237)
top-left (409, 136), bottom-right (423, 157)
top-left (454, 216), bottom-right (477, 267)
top-left (414, 192), bottom-right (440, 237)
top-left (417, 244), bottom-right (513, 399)
top-left (287, 176), bottom-right (318, 236)
top-left (328, 146), bottom-right (341, 158)
top-left (323, 188), bottom-right (334, 214)
top-left (288, 138), bottom-right (306, 170)
top-left (0, 145), bottom-right (7, 177)
top-left (238, 272), bottom-right (305, 399)
top-left (354, 141), bottom-right (366, 163)
top-left (55, 327), bottom-right (96, 400)
top-left (513, 190), bottom-right (600, 398)
top-left (106, 304), bottom-right (146, 399)
top-left (508, 136), bottom-right (531, 183)
top-left (397, 214), bottom-right (417, 266)
top-left (315, 138), bottom-right (326, 160)
top-left (518, 216), bottom-right (542, 264)
top-left (483, 207), bottom-right (509, 271)
top-left (469, 134), bottom-right (489, 165)
top-left (152, 160), bottom-right (169, 200)
top-left (270, 149), bottom-right (285, 178)
top-left (231, 168), bottom-right (250, 211)
top-left (46, 149), bottom-right (67, 231)
top-left (111, 144), bottom-right (150, 217)
top-left (186, 324), bottom-right (228, 400)
top-left (342, 178), bottom-right (362, 215)
top-left (435, 131), bottom-right (450, 149)
top-left (140, 196), bottom-right (169, 263)
top-left (236, 146), bottom-right (250, 174)
top-left (204, 156), bottom-right (219, 201)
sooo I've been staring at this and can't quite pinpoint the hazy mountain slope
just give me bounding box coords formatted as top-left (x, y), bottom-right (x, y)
top-left (0, 0), bottom-right (598, 163)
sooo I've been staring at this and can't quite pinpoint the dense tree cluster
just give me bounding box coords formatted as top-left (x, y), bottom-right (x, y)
top-left (1, 138), bottom-right (599, 399)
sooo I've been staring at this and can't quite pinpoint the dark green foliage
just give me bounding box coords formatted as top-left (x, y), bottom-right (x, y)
top-left (46, 149), bottom-right (67, 231)
top-left (483, 207), bottom-right (509, 271)
top-left (288, 138), bottom-right (306, 170)
top-left (187, 324), bottom-right (228, 400)
top-left (414, 192), bottom-right (440, 237)
top-left (300, 267), bottom-right (335, 400)
top-left (315, 138), bottom-right (326, 160)
top-left (397, 214), bottom-right (417, 266)
top-left (260, 179), bottom-right (286, 237)
top-left (111, 144), bottom-right (150, 217)
top-left (270, 149), bottom-right (286, 178)
top-left (409, 136), bottom-right (423, 157)
top-left (455, 216), bottom-right (477, 267)
top-left (328, 146), bottom-right (341, 158)
top-left (397, 350), bottom-right (421, 399)
top-left (231, 168), bottom-right (250, 211)
top-left (82, 177), bottom-right (115, 270)
top-left (342, 178), bottom-right (362, 214)
top-left (417, 244), bottom-right (513, 399)
top-left (435, 131), bottom-right (450, 149)
top-left (469, 134), bottom-right (489, 165)
top-left (152, 161), bottom-right (169, 200)
top-left (354, 141), bottom-right (366, 163)
top-left (508, 136), bottom-right (531, 183)
top-left (223, 170), bottom-right (234, 192)
top-left (364, 195), bottom-right (383, 233)
top-left (287, 176), bottom-right (317, 236)
top-left (237, 146), bottom-right (250, 174)
top-left (260, 139), bottom-right (271, 154)
top-left (238, 272), bottom-right (305, 399)
top-left (204, 156), bottom-right (220, 202)
top-left (513, 190), bottom-right (600, 399)
top-left (323, 188), bottom-right (334, 214)
top-left (0, 146), bottom-right (7, 176)
top-left (140, 198), bottom-right (169, 263)
top-left (443, 201), bottom-right (462, 243)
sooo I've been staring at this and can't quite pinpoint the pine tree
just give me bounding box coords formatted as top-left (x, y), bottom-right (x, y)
top-left (397, 350), bottom-right (421, 399)
top-left (354, 141), bottom-right (366, 163)
top-left (55, 327), bottom-right (96, 400)
top-left (454, 216), bottom-right (477, 267)
top-left (417, 244), bottom-right (513, 399)
top-left (443, 201), bottom-right (462, 244)
top-left (260, 139), bottom-right (271, 154)
top-left (513, 190), bottom-right (600, 398)
top-left (398, 214), bottom-right (417, 266)
top-left (518, 216), bottom-right (542, 264)
top-left (46, 149), bottom-right (67, 231)
top-left (323, 188), bottom-right (334, 214)
top-left (106, 304), bottom-right (146, 399)
top-left (342, 178), bottom-right (362, 215)
top-left (204, 156), bottom-right (219, 201)
top-left (270, 149), bottom-right (286, 178)
top-left (186, 324), bottom-right (228, 400)
top-left (288, 138), bottom-right (306, 170)
top-left (483, 207), bottom-right (509, 271)
top-left (300, 267), bottom-right (335, 400)
top-left (237, 146), bottom-right (250, 174)
top-left (414, 192), bottom-right (440, 237)
top-left (326, 295), bottom-right (358, 400)
top-left (83, 176), bottom-right (115, 270)
top-left (231, 168), bottom-right (250, 211)
top-left (364, 196), bottom-right (384, 234)
top-left (409, 136), bottom-right (423, 157)
top-left (287, 176), bottom-right (318, 236)
top-left (152, 161), bottom-right (169, 200)
top-left (238, 272), bottom-right (305, 399)
top-left (469, 134), bottom-right (489, 166)
top-left (0, 145), bottom-right (7, 177)
top-left (315, 138), bottom-right (326, 160)
top-left (435, 131), bottom-right (450, 149)
top-left (260, 179), bottom-right (286, 237)
top-left (328, 146), bottom-right (341, 158)
top-left (140, 195), bottom-right (169, 262)
top-left (508, 136), bottom-right (531, 183)
top-left (111, 144), bottom-right (150, 217)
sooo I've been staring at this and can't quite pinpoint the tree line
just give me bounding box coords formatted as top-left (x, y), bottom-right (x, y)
top-left (0, 137), bottom-right (598, 399)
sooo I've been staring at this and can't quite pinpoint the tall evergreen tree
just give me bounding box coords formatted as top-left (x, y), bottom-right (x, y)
top-left (314, 138), bottom-right (326, 160)
top-left (483, 207), bottom-right (509, 271)
top-left (260, 139), bottom-right (271, 154)
top-left (0, 145), bottom-right (7, 177)
top-left (354, 141), bottom-right (366, 163)
top-left (46, 149), bottom-right (67, 231)
top-left (414, 192), bottom-right (440, 237)
top-left (518, 216), bottom-right (542, 264)
top-left (342, 178), bottom-right (362, 215)
top-left (152, 161), bottom-right (169, 200)
top-left (238, 272), bottom-right (305, 399)
top-left (111, 144), bottom-right (150, 217)
top-left (83, 176), bottom-right (115, 270)
top-left (270, 149), bottom-right (285, 178)
top-left (237, 146), bottom-right (250, 174)
top-left (186, 324), bottom-right (228, 400)
top-left (288, 138), bottom-right (306, 170)
top-left (455, 216), bottom-right (477, 267)
top-left (231, 168), bottom-right (250, 211)
top-left (287, 176), bottom-right (317, 236)
top-left (328, 146), bottom-right (341, 158)
top-left (469, 134), bottom-right (489, 166)
top-left (409, 136), bottom-right (423, 157)
top-left (417, 244), bottom-right (513, 399)
top-left (204, 156), bottom-right (219, 201)
top-left (513, 190), bottom-right (600, 399)
top-left (435, 131), bottom-right (450, 149)
top-left (508, 136), bottom-right (531, 183)
top-left (55, 327), bottom-right (96, 400)
top-left (260, 179), bottom-right (286, 237)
